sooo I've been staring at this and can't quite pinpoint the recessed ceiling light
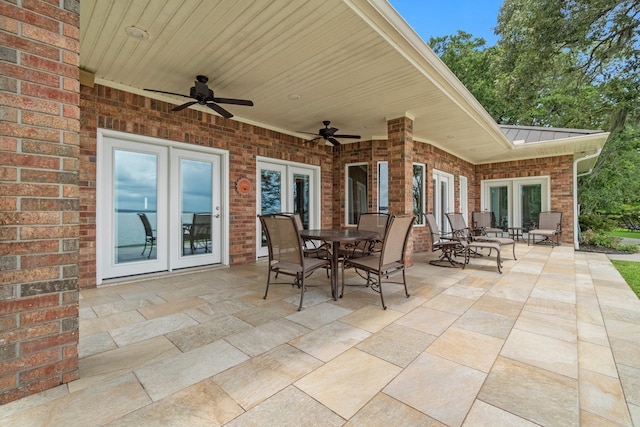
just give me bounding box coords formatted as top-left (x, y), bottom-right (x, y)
top-left (125, 26), bottom-right (149, 40)
top-left (288, 94), bottom-right (301, 100)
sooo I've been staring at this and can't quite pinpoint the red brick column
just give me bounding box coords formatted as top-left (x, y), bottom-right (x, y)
top-left (387, 116), bottom-right (415, 261)
top-left (0, 0), bottom-right (80, 404)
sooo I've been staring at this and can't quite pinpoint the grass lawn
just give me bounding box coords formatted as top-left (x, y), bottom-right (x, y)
top-left (610, 228), bottom-right (640, 239)
top-left (611, 260), bottom-right (640, 298)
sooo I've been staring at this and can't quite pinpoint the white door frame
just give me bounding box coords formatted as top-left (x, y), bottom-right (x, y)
top-left (481, 176), bottom-right (550, 227)
top-left (96, 129), bottom-right (229, 284)
top-left (256, 157), bottom-right (321, 258)
top-left (432, 169), bottom-right (455, 232)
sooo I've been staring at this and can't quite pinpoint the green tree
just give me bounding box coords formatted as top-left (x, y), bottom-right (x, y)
top-left (480, 0), bottom-right (639, 212)
top-left (429, 31), bottom-right (505, 120)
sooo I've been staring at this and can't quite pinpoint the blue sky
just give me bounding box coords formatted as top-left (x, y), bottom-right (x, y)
top-left (388, 0), bottom-right (503, 46)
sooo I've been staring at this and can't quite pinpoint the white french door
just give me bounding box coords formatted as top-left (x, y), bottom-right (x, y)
top-left (481, 177), bottom-right (550, 229)
top-left (256, 158), bottom-right (320, 257)
top-left (98, 131), bottom-right (226, 282)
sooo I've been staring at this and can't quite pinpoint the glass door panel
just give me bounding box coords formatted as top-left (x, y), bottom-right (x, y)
top-left (99, 138), bottom-right (168, 280)
top-left (257, 163), bottom-right (287, 257)
top-left (114, 150), bottom-right (158, 263)
top-left (489, 185), bottom-right (510, 229)
top-left (171, 149), bottom-right (221, 269)
top-left (293, 173), bottom-right (310, 229)
top-left (520, 184), bottom-right (542, 230)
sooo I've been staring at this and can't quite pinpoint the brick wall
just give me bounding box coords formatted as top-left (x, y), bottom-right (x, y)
top-left (0, 0), bottom-right (80, 404)
top-left (412, 143), bottom-right (476, 253)
top-left (79, 84), bottom-right (333, 287)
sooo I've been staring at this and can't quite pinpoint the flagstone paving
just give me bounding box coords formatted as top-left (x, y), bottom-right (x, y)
top-left (2, 245), bottom-right (639, 426)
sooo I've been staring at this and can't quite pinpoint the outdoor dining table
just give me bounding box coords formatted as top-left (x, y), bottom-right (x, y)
top-left (299, 228), bottom-right (380, 300)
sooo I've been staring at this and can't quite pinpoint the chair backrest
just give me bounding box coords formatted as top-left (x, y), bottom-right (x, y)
top-left (357, 212), bottom-right (391, 236)
top-left (445, 212), bottom-right (471, 239)
top-left (137, 213), bottom-right (154, 237)
top-left (424, 213), bottom-right (441, 249)
top-left (280, 212), bottom-right (305, 230)
top-left (191, 213), bottom-right (211, 240)
top-left (538, 211), bottom-right (562, 231)
top-left (380, 214), bottom-right (415, 266)
top-left (472, 211), bottom-right (491, 229)
top-left (259, 214), bottom-right (304, 268)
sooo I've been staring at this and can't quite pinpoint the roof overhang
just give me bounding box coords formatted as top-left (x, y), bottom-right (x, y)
top-left (79, 0), bottom-right (607, 167)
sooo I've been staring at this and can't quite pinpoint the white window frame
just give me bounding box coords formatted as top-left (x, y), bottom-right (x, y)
top-left (345, 162), bottom-right (369, 226)
top-left (459, 175), bottom-right (468, 225)
top-left (413, 163), bottom-right (426, 226)
top-left (377, 161), bottom-right (389, 214)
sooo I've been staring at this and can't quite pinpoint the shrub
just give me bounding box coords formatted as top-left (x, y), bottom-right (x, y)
top-left (581, 228), bottom-right (639, 252)
top-left (579, 213), bottom-right (616, 232)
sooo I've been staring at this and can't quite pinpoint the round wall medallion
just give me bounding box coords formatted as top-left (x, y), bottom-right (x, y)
top-left (237, 178), bottom-right (252, 194)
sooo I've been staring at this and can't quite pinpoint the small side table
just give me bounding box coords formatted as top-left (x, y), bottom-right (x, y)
top-left (507, 227), bottom-right (524, 241)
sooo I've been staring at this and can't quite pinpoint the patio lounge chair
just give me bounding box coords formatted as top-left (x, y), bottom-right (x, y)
top-left (424, 213), bottom-right (463, 267)
top-left (137, 213), bottom-right (156, 259)
top-left (259, 213), bottom-right (331, 311)
top-left (342, 214), bottom-right (415, 309)
top-left (528, 211), bottom-right (562, 246)
top-left (445, 212), bottom-right (510, 273)
top-left (447, 212), bottom-right (516, 260)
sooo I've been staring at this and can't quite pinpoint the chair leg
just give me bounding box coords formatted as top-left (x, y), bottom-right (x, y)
top-left (263, 270), bottom-right (272, 300)
top-left (148, 239), bottom-right (153, 259)
top-left (402, 269), bottom-right (409, 298)
top-left (377, 272), bottom-right (386, 310)
top-left (141, 240), bottom-right (147, 256)
top-left (298, 274), bottom-right (305, 311)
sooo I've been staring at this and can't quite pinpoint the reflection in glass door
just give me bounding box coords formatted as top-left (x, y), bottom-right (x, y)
top-left (114, 150), bottom-right (159, 263)
top-left (489, 185), bottom-right (510, 229)
top-left (99, 139), bottom-right (168, 280)
top-left (293, 172), bottom-right (311, 229)
top-left (171, 149), bottom-right (221, 269)
top-left (520, 184), bottom-right (542, 230)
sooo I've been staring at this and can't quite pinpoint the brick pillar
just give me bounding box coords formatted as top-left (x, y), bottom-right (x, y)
top-left (0, 0), bottom-right (80, 404)
top-left (386, 115), bottom-right (415, 261)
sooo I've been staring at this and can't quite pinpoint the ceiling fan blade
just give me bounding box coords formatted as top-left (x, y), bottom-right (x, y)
top-left (333, 134), bottom-right (361, 139)
top-left (297, 131), bottom-right (320, 136)
top-left (327, 137), bottom-right (341, 146)
top-left (144, 89), bottom-right (192, 99)
top-left (206, 102), bottom-right (233, 119)
top-left (212, 97), bottom-right (254, 106)
top-left (171, 101), bottom-right (197, 111)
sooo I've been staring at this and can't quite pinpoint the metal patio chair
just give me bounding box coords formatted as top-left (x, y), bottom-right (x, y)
top-left (528, 211), bottom-right (562, 246)
top-left (341, 214), bottom-right (415, 309)
top-left (259, 213), bottom-right (331, 311)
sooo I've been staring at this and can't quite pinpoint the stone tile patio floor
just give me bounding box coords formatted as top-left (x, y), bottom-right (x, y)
top-left (2, 244), bottom-right (640, 426)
